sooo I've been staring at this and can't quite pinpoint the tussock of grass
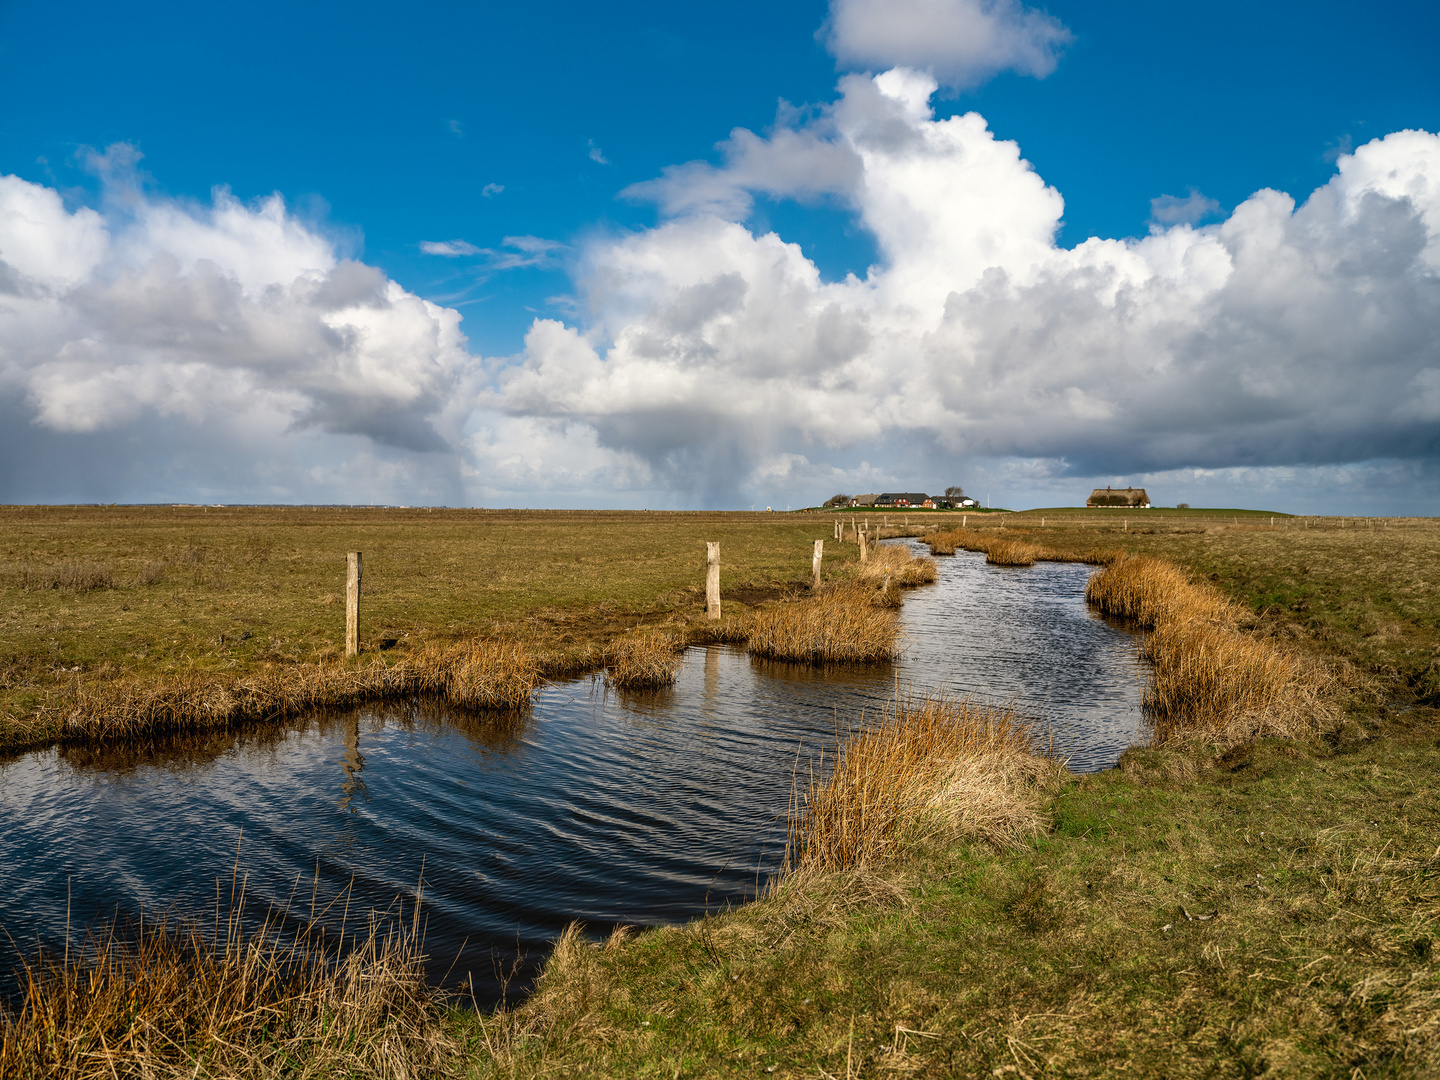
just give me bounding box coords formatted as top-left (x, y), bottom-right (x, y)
top-left (604, 628), bottom-right (684, 689)
top-left (984, 539), bottom-right (1039, 566)
top-left (59, 640), bottom-right (538, 743)
top-left (1086, 555), bottom-right (1339, 746)
top-left (0, 887), bottom-right (462, 1079)
top-left (923, 529), bottom-right (1112, 566)
top-left (746, 585), bottom-right (899, 665)
top-left (855, 542), bottom-right (937, 587)
top-left (9, 560), bottom-right (115, 591)
top-left (786, 694), bottom-right (1065, 875)
top-left (1083, 553), bottom-right (1230, 626)
top-left (685, 609), bottom-right (753, 646)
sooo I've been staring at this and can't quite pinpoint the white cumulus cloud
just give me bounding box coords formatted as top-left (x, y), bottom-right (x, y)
top-left (0, 149), bottom-right (480, 503)
top-left (823, 0), bottom-right (1073, 90)
top-left (6, 81), bottom-right (1440, 513)
top-left (486, 73), bottom-right (1440, 509)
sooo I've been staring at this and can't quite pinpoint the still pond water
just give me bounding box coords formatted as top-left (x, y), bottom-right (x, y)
top-left (0, 545), bottom-right (1147, 1003)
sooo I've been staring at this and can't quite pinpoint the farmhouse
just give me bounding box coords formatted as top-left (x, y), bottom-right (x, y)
top-left (1087, 486), bottom-right (1151, 508)
top-left (875, 492), bottom-right (933, 508)
top-left (850, 494), bottom-right (878, 507)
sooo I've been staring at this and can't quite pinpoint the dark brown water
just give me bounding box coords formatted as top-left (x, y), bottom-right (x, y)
top-left (0, 545), bottom-right (1145, 1004)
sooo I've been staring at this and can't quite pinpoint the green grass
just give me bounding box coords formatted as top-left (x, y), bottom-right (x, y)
top-left (0, 506), bottom-right (850, 751)
top-left (452, 722), bottom-right (1440, 1078)
top-left (7, 505), bottom-right (1439, 1076)
top-left (441, 514), bottom-right (1440, 1078)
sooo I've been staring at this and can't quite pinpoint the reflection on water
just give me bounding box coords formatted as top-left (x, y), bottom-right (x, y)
top-left (0, 545), bottom-right (1145, 1005)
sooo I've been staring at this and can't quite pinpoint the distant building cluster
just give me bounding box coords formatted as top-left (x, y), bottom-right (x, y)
top-left (1086, 486), bottom-right (1151, 508)
top-left (847, 492), bottom-right (978, 509)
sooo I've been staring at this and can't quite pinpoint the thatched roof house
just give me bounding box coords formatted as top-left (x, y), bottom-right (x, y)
top-left (1087, 486), bottom-right (1150, 508)
top-left (850, 493), bottom-right (879, 507)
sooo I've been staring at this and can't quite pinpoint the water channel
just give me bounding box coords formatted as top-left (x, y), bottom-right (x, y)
top-left (0, 544), bottom-right (1148, 1004)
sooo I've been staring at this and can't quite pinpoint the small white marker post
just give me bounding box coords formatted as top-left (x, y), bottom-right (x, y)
top-left (345, 551), bottom-right (362, 656)
top-left (706, 542), bottom-right (721, 620)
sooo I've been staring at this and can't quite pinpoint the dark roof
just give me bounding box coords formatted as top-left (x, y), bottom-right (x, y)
top-left (1086, 487), bottom-right (1150, 506)
top-left (875, 492), bottom-right (930, 504)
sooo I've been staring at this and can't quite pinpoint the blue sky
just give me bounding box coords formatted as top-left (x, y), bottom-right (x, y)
top-left (1, 0), bottom-right (1438, 511)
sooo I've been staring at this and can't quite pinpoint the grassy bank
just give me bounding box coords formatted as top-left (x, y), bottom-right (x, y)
top-left (0, 507), bottom-right (856, 753)
top-left (444, 515), bottom-right (1440, 1077)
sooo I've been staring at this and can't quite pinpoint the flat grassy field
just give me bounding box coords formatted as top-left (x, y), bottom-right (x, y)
top-left (4, 507), bottom-right (1439, 1076)
top-left (0, 506), bottom-right (848, 751)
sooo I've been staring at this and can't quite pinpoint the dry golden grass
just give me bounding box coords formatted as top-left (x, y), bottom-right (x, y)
top-left (785, 694), bottom-right (1065, 874)
top-left (9, 559), bottom-right (115, 592)
top-left (984, 538), bottom-right (1039, 566)
top-left (604, 628), bottom-right (685, 689)
top-left (855, 542), bottom-right (937, 586)
top-left (1083, 553), bottom-right (1230, 626)
top-left (1086, 555), bottom-right (1339, 746)
top-left (58, 639), bottom-right (538, 743)
top-left (0, 883), bottom-right (462, 1079)
top-left (923, 528), bottom-right (1111, 566)
top-left (746, 584), bottom-right (900, 665)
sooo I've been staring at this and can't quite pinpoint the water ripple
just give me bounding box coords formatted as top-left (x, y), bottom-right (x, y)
top-left (0, 543), bottom-right (1144, 1004)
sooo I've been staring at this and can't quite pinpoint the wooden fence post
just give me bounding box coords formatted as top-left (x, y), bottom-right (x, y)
top-left (345, 551), bottom-right (362, 656)
top-left (859, 533), bottom-right (869, 563)
top-left (706, 542), bottom-right (721, 620)
top-left (812, 539), bottom-right (824, 589)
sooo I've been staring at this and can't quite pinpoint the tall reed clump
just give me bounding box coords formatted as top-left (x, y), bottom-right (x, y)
top-left (59, 640), bottom-right (539, 743)
top-left (747, 585), bottom-right (899, 665)
top-left (785, 694), bottom-right (1065, 874)
top-left (604, 628), bottom-right (685, 689)
top-left (0, 889), bottom-right (462, 1079)
top-left (924, 529), bottom-right (1114, 567)
top-left (12, 559), bottom-right (114, 591)
top-left (1086, 555), bottom-right (1338, 746)
top-left (924, 529), bottom-right (964, 556)
top-left (856, 542), bottom-right (937, 587)
top-left (984, 539), bottom-right (1039, 567)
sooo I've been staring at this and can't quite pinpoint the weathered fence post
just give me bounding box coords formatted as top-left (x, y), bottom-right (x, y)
top-left (859, 533), bottom-right (869, 563)
top-left (706, 542), bottom-right (721, 620)
top-left (962, 514), bottom-right (967, 528)
top-left (345, 551), bottom-right (362, 656)
top-left (812, 539), bottom-right (824, 589)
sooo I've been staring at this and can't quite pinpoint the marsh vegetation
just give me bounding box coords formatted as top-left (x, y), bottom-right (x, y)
top-left (4, 506), bottom-right (1439, 1076)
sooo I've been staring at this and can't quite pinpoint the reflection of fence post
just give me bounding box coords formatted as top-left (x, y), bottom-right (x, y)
top-left (859, 533), bottom-right (869, 563)
top-left (812, 539), bottom-right (824, 589)
top-left (346, 551), bottom-right (362, 656)
top-left (706, 542), bottom-right (721, 620)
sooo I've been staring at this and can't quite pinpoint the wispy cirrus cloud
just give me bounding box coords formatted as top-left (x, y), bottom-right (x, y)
top-left (419, 234), bottom-right (565, 270)
top-left (420, 239), bottom-right (482, 256)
